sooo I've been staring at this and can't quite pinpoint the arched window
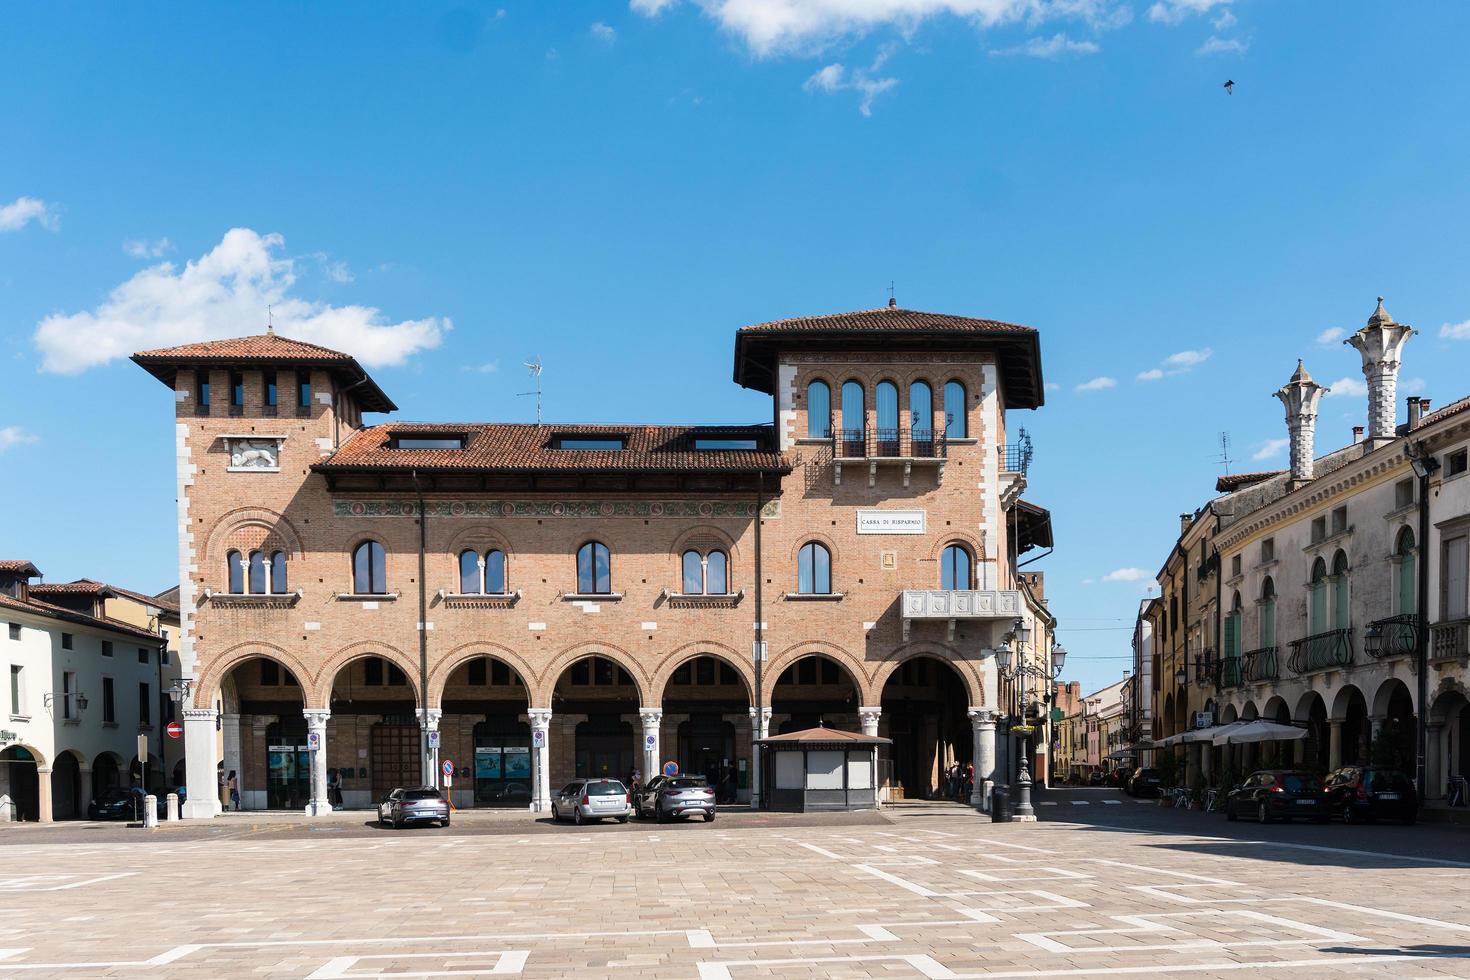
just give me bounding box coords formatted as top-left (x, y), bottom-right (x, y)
top-left (485, 549), bottom-right (506, 594)
top-left (944, 380), bottom-right (967, 439)
top-left (1396, 528), bottom-right (1416, 616)
top-left (797, 542), bottom-right (831, 594)
top-left (910, 381), bottom-right (934, 454)
top-left (459, 549), bottom-right (480, 593)
top-left (706, 550), bottom-right (728, 594)
top-left (1259, 577), bottom-right (1276, 648)
top-left (1332, 550), bottom-right (1350, 630)
top-left (875, 381), bottom-right (898, 455)
top-left (226, 550), bottom-right (244, 594)
top-left (248, 550), bottom-right (267, 594)
top-left (1309, 557), bottom-right (1328, 633)
top-left (353, 541), bottom-right (387, 595)
top-left (682, 550), bottom-right (704, 594)
top-left (577, 541), bottom-right (611, 594)
top-left (806, 380), bottom-right (831, 439)
top-left (840, 381), bottom-right (865, 454)
top-left (940, 544), bottom-right (972, 590)
top-left (270, 551), bottom-right (288, 594)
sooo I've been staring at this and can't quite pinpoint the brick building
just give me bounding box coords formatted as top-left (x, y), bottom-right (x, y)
top-left (132, 304), bottom-right (1052, 818)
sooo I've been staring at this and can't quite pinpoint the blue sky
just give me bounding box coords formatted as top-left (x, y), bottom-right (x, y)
top-left (3, 2), bottom-right (1469, 694)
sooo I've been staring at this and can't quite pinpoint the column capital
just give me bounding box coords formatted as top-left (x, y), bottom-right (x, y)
top-left (968, 708), bottom-right (998, 729)
top-left (183, 707), bottom-right (219, 722)
top-left (302, 708), bottom-right (331, 728)
top-left (528, 707), bottom-right (553, 728)
top-left (749, 706), bottom-right (772, 723)
top-left (418, 708), bottom-right (443, 730)
top-left (639, 707), bottom-right (663, 728)
top-left (857, 706), bottom-right (882, 721)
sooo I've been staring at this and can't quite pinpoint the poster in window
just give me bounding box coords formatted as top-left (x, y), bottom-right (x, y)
top-left (475, 747), bottom-right (502, 780)
top-left (503, 747), bottom-right (531, 779)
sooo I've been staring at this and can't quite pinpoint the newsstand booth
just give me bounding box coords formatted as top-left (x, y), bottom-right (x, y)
top-left (757, 726), bottom-right (889, 811)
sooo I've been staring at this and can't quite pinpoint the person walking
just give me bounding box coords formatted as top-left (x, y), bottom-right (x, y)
top-left (327, 767), bottom-right (342, 809)
top-left (227, 770), bottom-right (239, 811)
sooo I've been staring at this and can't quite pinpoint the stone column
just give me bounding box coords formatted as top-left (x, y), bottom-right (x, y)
top-left (182, 706), bottom-right (222, 819)
top-left (749, 706), bottom-right (771, 809)
top-left (36, 767), bottom-right (53, 823)
top-left (1328, 719), bottom-right (1343, 771)
top-left (969, 708), bottom-right (996, 810)
top-left (529, 708), bottom-right (553, 812)
top-left (220, 711), bottom-right (242, 810)
top-left (1426, 722), bottom-right (1444, 798)
top-left (639, 707), bottom-right (662, 783)
top-left (858, 706), bottom-right (881, 738)
top-left (302, 709), bottom-right (331, 817)
top-left (420, 708), bottom-right (442, 789)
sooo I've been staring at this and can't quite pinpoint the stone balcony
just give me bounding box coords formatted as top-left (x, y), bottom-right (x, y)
top-left (900, 589), bottom-right (1022, 641)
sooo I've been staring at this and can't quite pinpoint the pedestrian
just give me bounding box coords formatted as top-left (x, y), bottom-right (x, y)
top-left (227, 770), bottom-right (239, 811)
top-left (965, 761), bottom-right (975, 800)
top-left (630, 768), bottom-right (642, 795)
top-left (327, 767), bottom-right (342, 809)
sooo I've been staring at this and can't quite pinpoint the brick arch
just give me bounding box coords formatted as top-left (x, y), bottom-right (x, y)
top-left (763, 640), bottom-right (869, 704)
top-left (648, 640), bottom-right (756, 703)
top-left (193, 641), bottom-right (314, 709)
top-left (1, 742), bottom-right (47, 769)
top-left (924, 531), bottom-right (986, 563)
top-left (670, 524), bottom-right (743, 565)
top-left (428, 641), bottom-right (540, 708)
top-left (311, 641), bottom-right (423, 708)
top-left (204, 507), bottom-right (306, 562)
top-left (539, 642), bottom-right (651, 705)
top-left (1371, 674), bottom-right (1416, 718)
top-left (441, 531), bottom-right (515, 594)
top-left (870, 643), bottom-right (986, 707)
top-left (787, 530), bottom-right (843, 564)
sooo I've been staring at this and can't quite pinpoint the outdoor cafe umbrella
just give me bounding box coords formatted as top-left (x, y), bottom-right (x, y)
top-left (1213, 720), bottom-right (1308, 745)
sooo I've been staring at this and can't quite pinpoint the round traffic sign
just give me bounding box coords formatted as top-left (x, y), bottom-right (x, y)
top-left (165, 721), bottom-right (183, 739)
top-left (662, 761), bottom-right (679, 777)
top-left (442, 760), bottom-right (455, 777)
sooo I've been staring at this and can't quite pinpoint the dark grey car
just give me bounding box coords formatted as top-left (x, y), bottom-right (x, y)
top-left (378, 786), bottom-right (451, 828)
top-left (634, 775), bottom-right (716, 822)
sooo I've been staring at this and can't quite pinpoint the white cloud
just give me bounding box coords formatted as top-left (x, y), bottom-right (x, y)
top-left (1075, 375), bottom-right (1117, 393)
top-left (0, 196), bottom-right (59, 233)
top-left (1316, 327), bottom-right (1344, 346)
top-left (1403, 377), bottom-right (1427, 395)
top-left (1441, 319), bottom-right (1470, 340)
top-left (1323, 376), bottom-right (1367, 398)
top-left (1044, 381), bottom-right (1061, 392)
top-left (1103, 567), bottom-right (1150, 583)
top-left (1195, 34), bottom-right (1248, 55)
top-left (591, 21), bottom-right (617, 43)
top-left (1136, 368), bottom-right (1164, 382)
top-left (1148, 0), bottom-right (1230, 26)
top-left (634, 0), bottom-right (1128, 57)
top-left (33, 228), bottom-right (449, 375)
top-left (123, 238), bottom-right (173, 259)
top-left (1164, 347), bottom-right (1212, 368)
top-left (313, 253), bottom-right (355, 284)
top-left (990, 32), bottom-right (1100, 58)
top-left (803, 57), bottom-right (898, 116)
top-left (1212, 8), bottom-right (1236, 29)
top-left (1252, 437), bottom-right (1290, 461)
top-left (0, 426), bottom-right (39, 452)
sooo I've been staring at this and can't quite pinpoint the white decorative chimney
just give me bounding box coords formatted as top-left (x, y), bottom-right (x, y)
top-left (1345, 297), bottom-right (1414, 441)
top-left (1275, 360), bottom-right (1328, 485)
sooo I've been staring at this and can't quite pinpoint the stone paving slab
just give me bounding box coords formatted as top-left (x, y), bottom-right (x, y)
top-left (0, 801), bottom-right (1465, 977)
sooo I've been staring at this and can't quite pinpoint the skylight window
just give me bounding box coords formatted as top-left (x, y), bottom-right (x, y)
top-left (694, 438), bottom-right (760, 450)
top-left (553, 436), bottom-right (625, 451)
top-left (390, 434), bottom-right (466, 450)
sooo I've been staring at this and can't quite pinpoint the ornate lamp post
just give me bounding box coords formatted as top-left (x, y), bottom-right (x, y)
top-left (995, 619), bottom-right (1066, 821)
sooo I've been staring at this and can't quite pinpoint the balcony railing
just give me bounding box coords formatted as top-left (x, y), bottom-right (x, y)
top-left (1430, 619), bottom-right (1470, 664)
top-left (1220, 656), bottom-right (1244, 688)
top-left (1195, 651), bottom-right (1217, 687)
top-left (1288, 629), bottom-right (1353, 675)
top-left (1000, 429), bottom-right (1034, 475)
top-left (1364, 614), bottom-right (1419, 660)
top-left (831, 423), bottom-right (948, 461)
top-left (1242, 646), bottom-right (1279, 683)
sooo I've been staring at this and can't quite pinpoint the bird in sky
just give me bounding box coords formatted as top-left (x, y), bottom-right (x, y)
top-left (1223, 79), bottom-right (1235, 95)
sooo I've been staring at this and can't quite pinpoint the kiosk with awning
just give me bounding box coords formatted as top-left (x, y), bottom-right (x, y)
top-left (757, 726), bottom-right (890, 812)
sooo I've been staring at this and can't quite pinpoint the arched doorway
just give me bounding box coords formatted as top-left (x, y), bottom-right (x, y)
top-left (1371, 678), bottom-right (1415, 770)
top-left (1295, 691), bottom-right (1329, 772)
top-left (771, 654), bottom-right (859, 734)
top-left (51, 751), bottom-right (83, 820)
top-left (219, 654), bottom-right (306, 810)
top-left (328, 655), bottom-right (422, 806)
top-left (1430, 686), bottom-right (1469, 798)
top-left (441, 655), bottom-right (531, 807)
top-left (552, 655), bottom-right (640, 787)
top-left (879, 656), bottom-right (970, 800)
top-left (0, 745), bottom-right (42, 821)
top-left (662, 654), bottom-right (751, 802)
top-left (92, 752), bottom-right (122, 799)
top-left (1331, 685), bottom-right (1369, 768)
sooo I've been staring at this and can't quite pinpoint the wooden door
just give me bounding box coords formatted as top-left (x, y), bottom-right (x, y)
top-left (371, 724), bottom-right (422, 800)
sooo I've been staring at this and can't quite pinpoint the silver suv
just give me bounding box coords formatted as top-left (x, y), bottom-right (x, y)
top-left (634, 775), bottom-right (716, 823)
top-left (378, 786), bottom-right (450, 828)
top-left (551, 778), bottom-right (632, 825)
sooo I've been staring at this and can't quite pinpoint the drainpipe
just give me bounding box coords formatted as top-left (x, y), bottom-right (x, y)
top-left (412, 470), bottom-right (431, 786)
top-left (1414, 447), bottom-right (1432, 798)
top-left (752, 469), bottom-right (765, 810)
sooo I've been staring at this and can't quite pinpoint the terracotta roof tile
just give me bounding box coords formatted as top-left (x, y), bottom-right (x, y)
top-left (1215, 471), bottom-right (1286, 493)
top-left (0, 593), bottom-right (164, 643)
top-left (315, 423), bottom-right (790, 475)
top-left (0, 560), bottom-right (41, 577)
top-left (30, 580), bottom-right (116, 598)
top-left (738, 306), bottom-right (1035, 336)
top-left (757, 725), bottom-right (891, 745)
top-left (1419, 394), bottom-right (1470, 428)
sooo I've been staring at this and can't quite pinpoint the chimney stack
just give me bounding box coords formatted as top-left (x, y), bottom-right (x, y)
top-left (1345, 297), bottom-right (1415, 441)
top-left (1407, 396), bottom-right (1422, 429)
top-left (1275, 360), bottom-right (1328, 486)
top-left (1352, 425), bottom-right (1364, 442)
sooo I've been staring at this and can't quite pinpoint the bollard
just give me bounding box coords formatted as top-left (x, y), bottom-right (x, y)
top-left (143, 794), bottom-right (159, 828)
top-left (991, 786), bottom-right (1012, 823)
top-left (166, 792), bottom-right (179, 821)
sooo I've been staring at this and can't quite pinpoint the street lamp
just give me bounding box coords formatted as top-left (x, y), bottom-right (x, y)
top-left (993, 621), bottom-right (1066, 821)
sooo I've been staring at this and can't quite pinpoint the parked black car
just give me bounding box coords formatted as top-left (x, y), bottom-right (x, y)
top-left (1323, 766), bottom-right (1417, 824)
top-left (1225, 769), bottom-right (1328, 823)
top-left (1087, 771), bottom-right (1105, 786)
top-left (87, 787), bottom-right (165, 821)
top-left (1125, 768), bottom-right (1163, 798)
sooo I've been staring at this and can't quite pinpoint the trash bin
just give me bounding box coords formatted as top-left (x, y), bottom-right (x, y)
top-left (991, 786), bottom-right (1012, 823)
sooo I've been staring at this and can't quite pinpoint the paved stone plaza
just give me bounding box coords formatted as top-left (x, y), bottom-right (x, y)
top-left (2, 798), bottom-right (1469, 978)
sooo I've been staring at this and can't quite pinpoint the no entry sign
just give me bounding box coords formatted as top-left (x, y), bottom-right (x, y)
top-left (165, 721), bottom-right (183, 739)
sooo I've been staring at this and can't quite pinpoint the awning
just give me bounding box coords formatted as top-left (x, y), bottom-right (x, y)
top-left (1106, 749), bottom-right (1132, 761)
top-left (1214, 720), bottom-right (1308, 745)
top-left (1154, 732), bottom-right (1187, 747)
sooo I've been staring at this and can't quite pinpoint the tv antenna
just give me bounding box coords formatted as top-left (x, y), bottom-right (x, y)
top-left (519, 357), bottom-right (544, 423)
top-left (1216, 431), bottom-right (1233, 474)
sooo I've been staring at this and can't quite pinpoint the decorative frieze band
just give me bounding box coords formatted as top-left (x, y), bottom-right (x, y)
top-left (334, 499), bottom-right (781, 520)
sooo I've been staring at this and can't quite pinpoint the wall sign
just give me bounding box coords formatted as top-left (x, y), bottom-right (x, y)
top-left (856, 510), bottom-right (926, 535)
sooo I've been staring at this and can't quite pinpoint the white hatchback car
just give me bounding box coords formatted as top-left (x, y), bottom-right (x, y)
top-left (551, 778), bottom-right (632, 825)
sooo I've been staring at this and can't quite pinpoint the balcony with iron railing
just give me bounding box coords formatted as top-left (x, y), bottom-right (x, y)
top-left (1220, 656), bottom-right (1244, 689)
top-left (1430, 619), bottom-right (1470, 664)
top-left (827, 419), bottom-right (948, 487)
top-left (1364, 614), bottom-right (1420, 660)
top-left (1195, 651), bottom-right (1217, 688)
top-left (1287, 629), bottom-right (1353, 675)
top-left (1242, 646), bottom-right (1280, 683)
